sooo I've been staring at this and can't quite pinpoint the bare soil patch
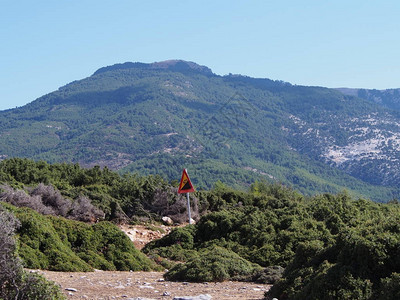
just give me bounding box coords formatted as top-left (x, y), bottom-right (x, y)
top-left (41, 270), bottom-right (270, 300)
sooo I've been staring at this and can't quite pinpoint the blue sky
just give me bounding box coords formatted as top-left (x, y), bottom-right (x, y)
top-left (1, 0), bottom-right (399, 111)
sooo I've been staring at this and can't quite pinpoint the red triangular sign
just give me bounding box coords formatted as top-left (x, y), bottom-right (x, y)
top-left (178, 169), bottom-right (195, 193)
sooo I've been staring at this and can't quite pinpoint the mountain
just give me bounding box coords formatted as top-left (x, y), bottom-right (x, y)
top-left (337, 87), bottom-right (400, 112)
top-left (0, 60), bottom-right (399, 201)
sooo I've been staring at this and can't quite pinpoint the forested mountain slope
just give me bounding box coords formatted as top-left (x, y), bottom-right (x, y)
top-left (337, 87), bottom-right (400, 112)
top-left (0, 60), bottom-right (399, 200)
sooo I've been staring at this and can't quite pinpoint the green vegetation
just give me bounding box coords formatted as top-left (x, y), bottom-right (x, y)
top-left (0, 158), bottom-right (173, 222)
top-left (265, 194), bottom-right (400, 299)
top-left (1, 158), bottom-right (400, 299)
top-left (3, 203), bottom-right (162, 272)
top-left (165, 245), bottom-right (261, 282)
top-left (340, 87), bottom-right (400, 112)
top-left (0, 61), bottom-right (399, 200)
top-left (144, 183), bottom-right (400, 299)
top-left (0, 206), bottom-right (65, 300)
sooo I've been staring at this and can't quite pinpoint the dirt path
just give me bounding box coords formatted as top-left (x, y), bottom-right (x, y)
top-left (41, 270), bottom-right (270, 300)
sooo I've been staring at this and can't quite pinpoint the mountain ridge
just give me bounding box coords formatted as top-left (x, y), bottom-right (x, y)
top-left (93, 60), bottom-right (214, 77)
top-left (337, 87), bottom-right (400, 111)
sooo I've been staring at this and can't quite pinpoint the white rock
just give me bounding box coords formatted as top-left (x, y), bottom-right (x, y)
top-left (114, 285), bottom-right (125, 289)
top-left (139, 285), bottom-right (155, 289)
top-left (162, 216), bottom-right (173, 225)
top-left (173, 295), bottom-right (212, 300)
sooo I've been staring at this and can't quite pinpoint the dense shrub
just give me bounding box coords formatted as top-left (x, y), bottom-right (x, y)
top-left (377, 273), bottom-right (400, 300)
top-left (69, 195), bottom-right (104, 222)
top-left (164, 246), bottom-right (260, 282)
top-left (148, 202), bottom-right (332, 268)
top-left (3, 203), bottom-right (162, 272)
top-left (30, 183), bottom-right (71, 216)
top-left (12, 205), bottom-right (93, 272)
top-left (250, 266), bottom-right (285, 284)
top-left (265, 196), bottom-right (400, 300)
top-left (0, 184), bottom-right (54, 215)
top-left (0, 184), bottom-right (105, 222)
top-left (145, 190), bottom-right (400, 298)
top-left (0, 206), bottom-right (65, 299)
top-left (0, 207), bottom-right (22, 296)
top-left (147, 225), bottom-right (197, 250)
top-left (90, 221), bottom-right (161, 271)
top-left (143, 225), bottom-right (198, 262)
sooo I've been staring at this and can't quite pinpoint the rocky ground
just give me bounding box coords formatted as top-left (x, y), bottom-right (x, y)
top-left (40, 270), bottom-right (270, 300)
top-left (40, 224), bottom-right (271, 300)
top-left (119, 224), bottom-right (172, 250)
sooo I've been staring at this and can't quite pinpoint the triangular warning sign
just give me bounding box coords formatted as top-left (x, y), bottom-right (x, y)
top-left (178, 169), bottom-right (195, 194)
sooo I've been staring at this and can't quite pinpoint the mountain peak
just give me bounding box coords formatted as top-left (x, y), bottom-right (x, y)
top-left (93, 60), bottom-right (214, 76)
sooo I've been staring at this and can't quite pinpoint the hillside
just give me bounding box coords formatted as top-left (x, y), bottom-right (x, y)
top-left (337, 87), bottom-right (400, 112)
top-left (0, 60), bottom-right (400, 200)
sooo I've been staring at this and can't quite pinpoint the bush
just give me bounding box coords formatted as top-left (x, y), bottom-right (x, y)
top-left (145, 244), bottom-right (199, 263)
top-left (14, 206), bottom-right (93, 271)
top-left (251, 266), bottom-right (285, 284)
top-left (377, 273), bottom-right (400, 299)
top-left (69, 196), bottom-right (104, 222)
top-left (30, 183), bottom-right (72, 216)
top-left (164, 246), bottom-right (261, 282)
top-left (266, 198), bottom-right (400, 300)
top-left (145, 225), bottom-right (197, 250)
top-left (0, 184), bottom-right (54, 215)
top-left (90, 221), bottom-right (162, 271)
top-left (0, 206), bottom-right (65, 299)
top-left (3, 203), bottom-right (161, 272)
top-left (143, 225), bottom-right (199, 263)
top-left (0, 184), bottom-right (105, 222)
top-left (16, 271), bottom-right (66, 300)
top-left (0, 207), bottom-right (22, 297)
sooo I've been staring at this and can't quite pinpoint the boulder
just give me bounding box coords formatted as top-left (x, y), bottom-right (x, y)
top-left (162, 216), bottom-right (173, 225)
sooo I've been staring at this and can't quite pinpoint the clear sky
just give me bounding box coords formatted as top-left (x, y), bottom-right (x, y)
top-left (1, 0), bottom-right (399, 111)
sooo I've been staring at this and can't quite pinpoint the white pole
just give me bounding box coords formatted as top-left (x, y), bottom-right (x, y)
top-left (186, 192), bottom-right (192, 224)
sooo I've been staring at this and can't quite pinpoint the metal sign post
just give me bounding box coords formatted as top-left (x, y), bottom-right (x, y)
top-left (186, 193), bottom-right (192, 224)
